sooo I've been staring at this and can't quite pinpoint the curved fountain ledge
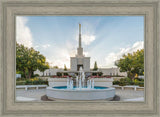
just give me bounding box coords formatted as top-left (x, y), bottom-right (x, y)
top-left (46, 86), bottom-right (115, 100)
top-left (47, 67), bottom-right (115, 100)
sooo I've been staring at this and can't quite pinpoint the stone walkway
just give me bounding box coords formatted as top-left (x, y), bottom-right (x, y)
top-left (115, 89), bottom-right (144, 101)
top-left (16, 89), bottom-right (144, 101)
top-left (16, 89), bottom-right (46, 101)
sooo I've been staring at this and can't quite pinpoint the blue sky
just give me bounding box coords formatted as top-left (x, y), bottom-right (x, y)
top-left (16, 16), bottom-right (144, 68)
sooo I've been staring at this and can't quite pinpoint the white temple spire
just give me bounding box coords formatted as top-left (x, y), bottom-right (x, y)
top-left (77, 23), bottom-right (83, 57)
top-left (79, 23), bottom-right (82, 48)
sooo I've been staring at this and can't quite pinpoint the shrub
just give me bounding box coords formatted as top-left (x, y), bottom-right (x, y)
top-left (129, 81), bottom-right (134, 85)
top-left (16, 77), bottom-right (48, 85)
top-left (134, 79), bottom-right (139, 85)
top-left (98, 72), bottom-right (103, 76)
top-left (126, 78), bottom-right (134, 85)
top-left (137, 78), bottom-right (144, 81)
top-left (16, 81), bottom-right (26, 85)
top-left (138, 82), bottom-right (144, 87)
top-left (57, 72), bottom-right (62, 76)
top-left (119, 77), bottom-right (135, 86)
top-left (113, 80), bottom-right (120, 85)
top-left (134, 78), bottom-right (144, 87)
top-left (25, 79), bottom-right (32, 85)
top-left (92, 73), bottom-right (97, 76)
top-left (119, 78), bottom-right (125, 86)
top-left (119, 81), bottom-right (125, 86)
top-left (125, 77), bottom-right (132, 82)
top-left (64, 73), bottom-right (68, 76)
top-left (33, 80), bottom-right (39, 85)
top-left (34, 74), bottom-right (40, 77)
top-left (44, 80), bottom-right (48, 85)
top-left (16, 77), bottom-right (27, 81)
top-left (113, 77), bottom-right (144, 86)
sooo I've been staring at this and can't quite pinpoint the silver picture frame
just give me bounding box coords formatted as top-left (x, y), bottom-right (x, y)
top-left (0, 0), bottom-right (159, 116)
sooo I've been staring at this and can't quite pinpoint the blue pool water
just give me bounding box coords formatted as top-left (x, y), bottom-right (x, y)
top-left (53, 86), bottom-right (108, 89)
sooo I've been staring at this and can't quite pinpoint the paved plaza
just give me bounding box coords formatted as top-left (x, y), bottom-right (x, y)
top-left (16, 88), bottom-right (144, 101)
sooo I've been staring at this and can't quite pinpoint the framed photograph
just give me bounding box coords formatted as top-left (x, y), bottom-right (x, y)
top-left (0, 0), bottom-right (159, 117)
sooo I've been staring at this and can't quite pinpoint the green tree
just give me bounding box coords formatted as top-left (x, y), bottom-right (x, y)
top-left (93, 61), bottom-right (98, 71)
top-left (115, 49), bottom-right (144, 79)
top-left (64, 64), bottom-right (67, 71)
top-left (39, 62), bottom-right (50, 76)
top-left (16, 43), bottom-right (49, 78)
top-left (16, 43), bottom-right (29, 78)
top-left (53, 66), bottom-right (58, 69)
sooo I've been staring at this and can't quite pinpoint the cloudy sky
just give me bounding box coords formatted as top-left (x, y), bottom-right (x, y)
top-left (16, 16), bottom-right (144, 69)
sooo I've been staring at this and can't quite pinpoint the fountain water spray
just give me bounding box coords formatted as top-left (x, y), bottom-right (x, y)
top-left (87, 79), bottom-right (94, 89)
top-left (76, 76), bottom-right (78, 87)
top-left (67, 67), bottom-right (94, 89)
top-left (67, 77), bottom-right (73, 89)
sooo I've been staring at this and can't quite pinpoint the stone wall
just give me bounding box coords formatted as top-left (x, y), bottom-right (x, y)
top-left (112, 77), bottom-right (126, 81)
top-left (34, 68), bottom-right (127, 77)
top-left (48, 78), bottom-right (67, 87)
top-left (99, 68), bottom-right (127, 77)
top-left (37, 77), bottom-right (50, 80)
top-left (90, 78), bottom-right (113, 87)
top-left (48, 78), bottom-right (114, 87)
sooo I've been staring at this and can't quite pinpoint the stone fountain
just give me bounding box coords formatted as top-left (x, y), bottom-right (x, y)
top-left (46, 67), bottom-right (115, 100)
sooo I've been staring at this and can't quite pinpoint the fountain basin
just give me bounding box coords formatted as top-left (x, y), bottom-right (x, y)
top-left (46, 86), bottom-right (115, 100)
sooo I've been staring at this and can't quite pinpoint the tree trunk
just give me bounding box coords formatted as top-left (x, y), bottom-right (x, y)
top-left (28, 69), bottom-right (32, 79)
top-left (128, 71), bottom-right (135, 79)
top-left (23, 70), bottom-right (27, 79)
top-left (29, 71), bottom-right (32, 79)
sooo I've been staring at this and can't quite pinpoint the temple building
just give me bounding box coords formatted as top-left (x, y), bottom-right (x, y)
top-left (70, 24), bottom-right (90, 71)
top-left (34, 24), bottom-right (127, 77)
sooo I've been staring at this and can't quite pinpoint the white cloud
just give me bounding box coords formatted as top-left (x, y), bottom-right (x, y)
top-left (105, 41), bottom-right (144, 68)
top-left (83, 51), bottom-right (89, 56)
top-left (46, 59), bottom-right (53, 66)
top-left (50, 49), bottom-right (71, 68)
top-left (16, 17), bottom-right (33, 48)
top-left (34, 45), bottom-right (39, 49)
top-left (77, 22), bottom-right (96, 45)
top-left (82, 35), bottom-right (95, 45)
top-left (45, 41), bottom-right (77, 68)
top-left (76, 34), bottom-right (95, 46)
top-left (50, 49), bottom-right (89, 68)
top-left (42, 44), bottom-right (50, 49)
